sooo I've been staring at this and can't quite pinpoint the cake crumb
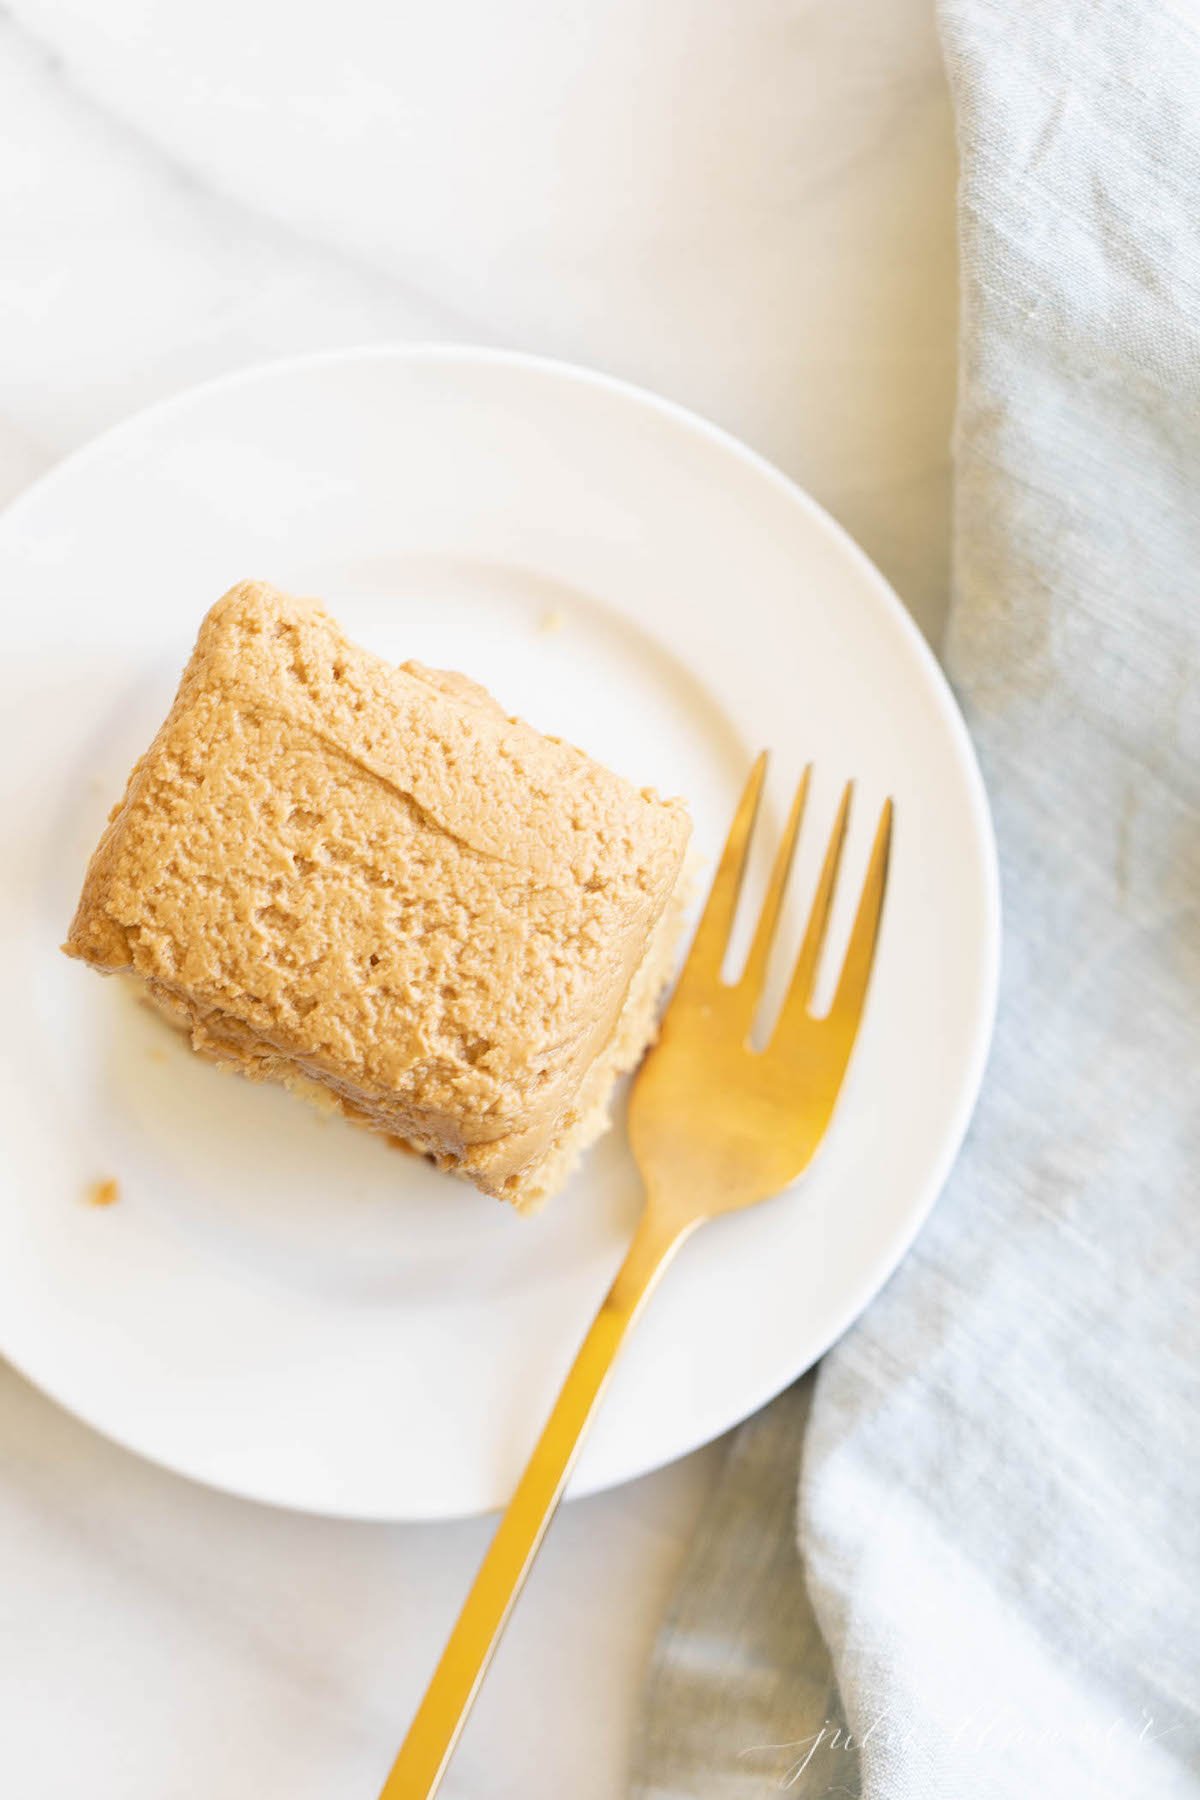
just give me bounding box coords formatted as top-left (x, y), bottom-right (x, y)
top-left (87, 1178), bottom-right (120, 1207)
top-left (145, 1046), bottom-right (168, 1064)
top-left (538, 608), bottom-right (565, 635)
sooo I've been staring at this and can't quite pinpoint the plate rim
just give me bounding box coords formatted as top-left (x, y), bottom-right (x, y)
top-left (0, 342), bottom-right (1001, 1518)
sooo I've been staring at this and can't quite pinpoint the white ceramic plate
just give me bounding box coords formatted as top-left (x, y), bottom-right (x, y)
top-left (0, 347), bottom-right (998, 1520)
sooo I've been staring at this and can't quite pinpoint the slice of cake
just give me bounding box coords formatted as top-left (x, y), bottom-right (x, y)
top-left (63, 581), bottom-right (691, 1211)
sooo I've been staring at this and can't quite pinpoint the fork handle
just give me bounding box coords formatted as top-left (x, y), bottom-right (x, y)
top-left (377, 1207), bottom-right (690, 1800)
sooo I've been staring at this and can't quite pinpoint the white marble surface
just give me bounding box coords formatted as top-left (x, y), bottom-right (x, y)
top-left (0, 3), bottom-right (957, 1794)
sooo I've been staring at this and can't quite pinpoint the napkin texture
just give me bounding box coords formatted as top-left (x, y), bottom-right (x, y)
top-left (632, 3), bottom-right (1200, 1795)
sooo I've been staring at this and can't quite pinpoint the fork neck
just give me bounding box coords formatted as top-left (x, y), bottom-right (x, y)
top-left (606, 1204), bottom-right (698, 1318)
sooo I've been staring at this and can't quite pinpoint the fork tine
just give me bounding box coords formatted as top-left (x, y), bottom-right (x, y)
top-left (773, 782), bottom-right (853, 1033)
top-left (733, 766), bottom-right (811, 1013)
top-left (675, 752), bottom-right (768, 993)
top-left (827, 798), bottom-right (893, 1028)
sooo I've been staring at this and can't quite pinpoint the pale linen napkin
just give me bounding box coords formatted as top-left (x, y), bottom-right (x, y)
top-left (632, 2), bottom-right (1200, 1795)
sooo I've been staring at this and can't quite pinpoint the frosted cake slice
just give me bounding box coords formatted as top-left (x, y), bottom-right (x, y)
top-left (64, 581), bottom-right (691, 1211)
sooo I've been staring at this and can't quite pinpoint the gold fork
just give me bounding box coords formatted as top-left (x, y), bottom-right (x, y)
top-left (378, 754), bottom-right (893, 1799)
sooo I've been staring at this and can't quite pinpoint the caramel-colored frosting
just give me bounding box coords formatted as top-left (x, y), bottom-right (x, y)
top-left (65, 582), bottom-right (690, 1207)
